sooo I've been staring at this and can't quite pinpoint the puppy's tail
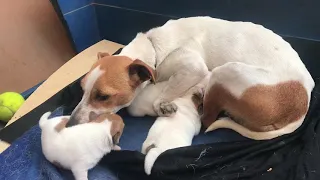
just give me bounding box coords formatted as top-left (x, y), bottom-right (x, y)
top-left (144, 147), bottom-right (162, 175)
top-left (39, 112), bottom-right (52, 129)
top-left (205, 117), bottom-right (303, 140)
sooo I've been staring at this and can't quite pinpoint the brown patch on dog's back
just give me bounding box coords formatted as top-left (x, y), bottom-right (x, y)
top-left (202, 81), bottom-right (308, 132)
top-left (54, 118), bottom-right (69, 132)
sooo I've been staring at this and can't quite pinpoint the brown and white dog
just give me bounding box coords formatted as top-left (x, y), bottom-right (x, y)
top-left (67, 16), bottom-right (314, 137)
top-left (40, 112), bottom-right (124, 180)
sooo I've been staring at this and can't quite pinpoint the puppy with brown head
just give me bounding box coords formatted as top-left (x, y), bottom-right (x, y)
top-left (39, 111), bottom-right (125, 180)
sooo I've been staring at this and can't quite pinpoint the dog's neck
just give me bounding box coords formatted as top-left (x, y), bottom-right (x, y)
top-left (120, 33), bottom-right (156, 69)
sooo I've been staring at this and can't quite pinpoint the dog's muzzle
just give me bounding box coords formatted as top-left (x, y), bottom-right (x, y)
top-left (66, 116), bottom-right (78, 127)
top-left (66, 107), bottom-right (83, 127)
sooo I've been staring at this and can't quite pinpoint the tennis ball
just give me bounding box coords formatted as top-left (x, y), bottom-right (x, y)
top-left (0, 92), bottom-right (25, 122)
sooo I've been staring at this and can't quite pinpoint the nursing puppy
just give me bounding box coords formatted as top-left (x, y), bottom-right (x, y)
top-left (39, 112), bottom-right (124, 180)
top-left (141, 75), bottom-right (209, 175)
top-left (68, 17), bottom-right (314, 135)
top-left (142, 90), bottom-right (203, 175)
top-left (127, 81), bottom-right (168, 117)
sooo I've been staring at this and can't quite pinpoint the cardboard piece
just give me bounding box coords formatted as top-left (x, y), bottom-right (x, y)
top-left (0, 40), bottom-right (124, 153)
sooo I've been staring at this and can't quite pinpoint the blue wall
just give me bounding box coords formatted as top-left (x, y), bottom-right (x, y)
top-left (57, 0), bottom-right (100, 52)
top-left (57, 0), bottom-right (320, 52)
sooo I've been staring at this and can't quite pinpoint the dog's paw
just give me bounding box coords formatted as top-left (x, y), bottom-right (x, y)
top-left (193, 88), bottom-right (205, 100)
top-left (153, 101), bottom-right (178, 116)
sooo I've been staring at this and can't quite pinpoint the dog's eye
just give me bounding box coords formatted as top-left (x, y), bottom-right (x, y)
top-left (95, 93), bottom-right (110, 101)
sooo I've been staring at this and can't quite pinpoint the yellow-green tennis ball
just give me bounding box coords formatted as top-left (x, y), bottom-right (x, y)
top-left (0, 92), bottom-right (25, 122)
top-left (0, 106), bottom-right (13, 121)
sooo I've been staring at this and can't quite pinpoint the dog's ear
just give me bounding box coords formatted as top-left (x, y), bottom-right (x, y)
top-left (128, 59), bottom-right (156, 87)
top-left (110, 118), bottom-right (125, 145)
top-left (97, 52), bottom-right (110, 59)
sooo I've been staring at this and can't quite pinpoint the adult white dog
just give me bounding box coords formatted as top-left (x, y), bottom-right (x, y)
top-left (67, 16), bottom-right (314, 139)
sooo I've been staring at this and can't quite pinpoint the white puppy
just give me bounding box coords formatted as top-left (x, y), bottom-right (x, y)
top-left (141, 75), bottom-right (210, 175)
top-left (127, 81), bottom-right (167, 117)
top-left (39, 112), bottom-right (124, 180)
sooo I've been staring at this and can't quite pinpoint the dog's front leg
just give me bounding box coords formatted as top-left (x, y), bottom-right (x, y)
top-left (153, 57), bottom-right (208, 116)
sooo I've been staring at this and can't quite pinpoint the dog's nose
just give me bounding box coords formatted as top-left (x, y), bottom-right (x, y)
top-left (67, 105), bottom-right (82, 127)
top-left (66, 116), bottom-right (78, 127)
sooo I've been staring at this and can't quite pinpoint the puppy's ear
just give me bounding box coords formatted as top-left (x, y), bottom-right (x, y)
top-left (97, 52), bottom-right (110, 59)
top-left (128, 59), bottom-right (156, 87)
top-left (110, 118), bottom-right (125, 145)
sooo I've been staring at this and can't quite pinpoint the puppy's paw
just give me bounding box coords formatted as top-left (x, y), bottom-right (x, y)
top-left (153, 100), bottom-right (178, 117)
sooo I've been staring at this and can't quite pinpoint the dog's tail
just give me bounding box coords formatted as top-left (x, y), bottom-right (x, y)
top-left (205, 117), bottom-right (303, 140)
top-left (144, 147), bottom-right (162, 175)
top-left (39, 112), bottom-right (51, 129)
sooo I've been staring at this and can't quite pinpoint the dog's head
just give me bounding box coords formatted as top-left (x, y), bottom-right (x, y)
top-left (67, 52), bottom-right (156, 127)
top-left (90, 113), bottom-right (125, 145)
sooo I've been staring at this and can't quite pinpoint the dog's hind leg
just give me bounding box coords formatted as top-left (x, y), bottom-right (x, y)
top-left (202, 62), bottom-right (308, 132)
